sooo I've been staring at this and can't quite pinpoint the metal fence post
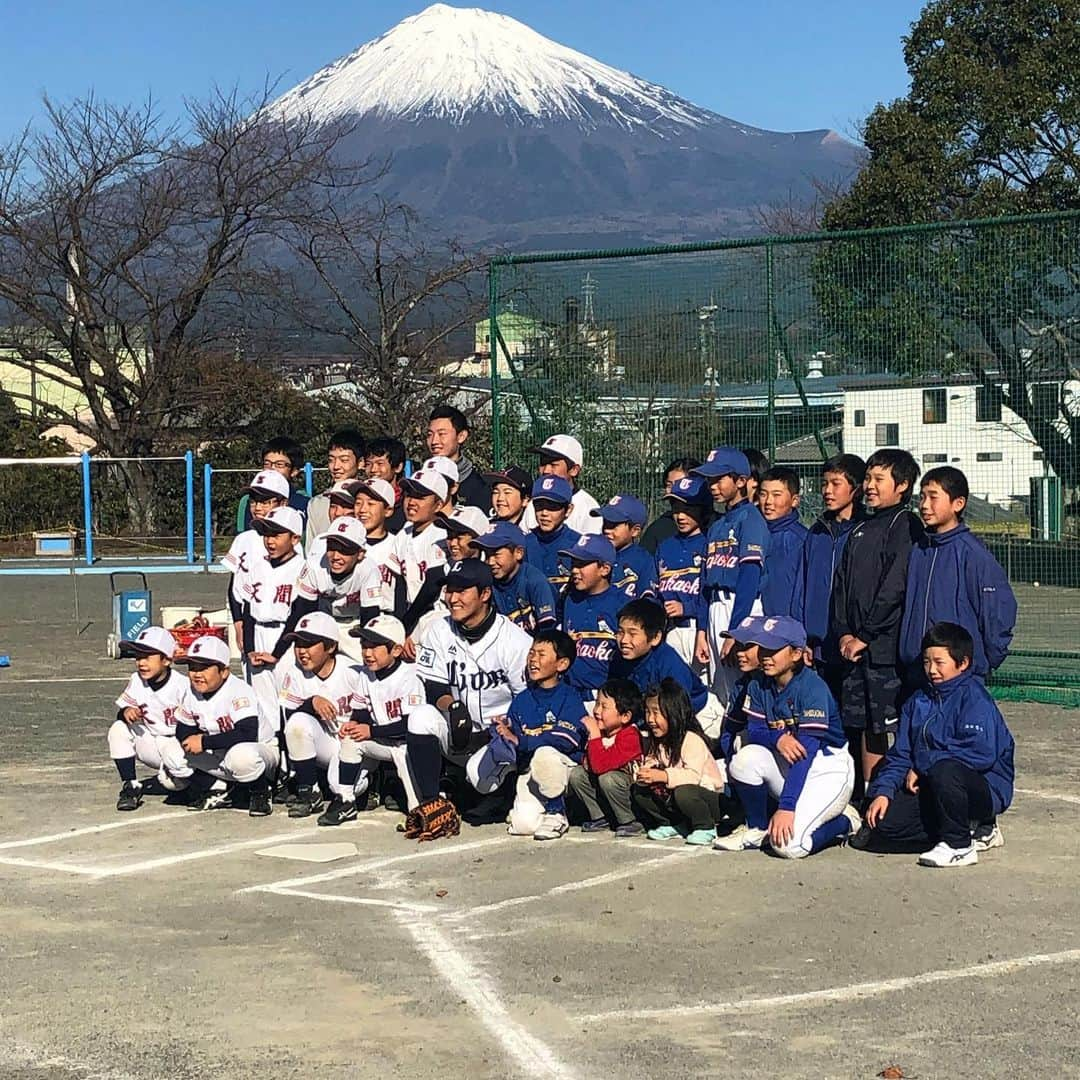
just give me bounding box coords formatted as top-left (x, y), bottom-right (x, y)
top-left (81, 451), bottom-right (94, 566)
top-left (203, 463), bottom-right (214, 564)
top-left (184, 451), bottom-right (195, 564)
top-left (765, 241), bottom-right (777, 460)
top-left (489, 260), bottom-right (502, 469)
top-left (303, 462), bottom-right (314, 497)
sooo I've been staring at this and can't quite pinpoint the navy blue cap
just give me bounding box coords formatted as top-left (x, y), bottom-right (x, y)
top-left (559, 533), bottom-right (617, 564)
top-left (592, 494), bottom-right (647, 527)
top-left (733, 615), bottom-right (807, 650)
top-left (530, 475), bottom-right (573, 506)
top-left (666, 475), bottom-right (713, 508)
top-left (692, 447), bottom-right (751, 478)
top-left (443, 558), bottom-right (494, 591)
top-left (472, 522), bottom-right (527, 550)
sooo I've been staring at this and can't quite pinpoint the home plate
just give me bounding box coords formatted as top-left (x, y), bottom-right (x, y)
top-left (256, 842), bottom-right (359, 863)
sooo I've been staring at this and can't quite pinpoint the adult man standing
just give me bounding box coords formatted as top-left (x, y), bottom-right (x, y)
top-left (426, 406), bottom-right (491, 512)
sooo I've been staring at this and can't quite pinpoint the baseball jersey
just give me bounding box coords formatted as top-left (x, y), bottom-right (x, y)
top-left (278, 655), bottom-right (363, 735)
top-left (244, 552), bottom-right (303, 624)
top-left (221, 529), bottom-right (264, 605)
top-left (700, 500), bottom-right (769, 602)
top-left (178, 672), bottom-right (274, 743)
top-left (417, 613), bottom-right (531, 732)
top-left (611, 542), bottom-right (659, 600)
top-left (395, 521), bottom-right (449, 604)
top-left (353, 659), bottom-right (425, 731)
top-left (562, 585), bottom-right (625, 693)
top-left (491, 562), bottom-right (558, 633)
top-left (524, 523), bottom-right (580, 595)
top-left (656, 531), bottom-right (706, 629)
top-left (296, 553), bottom-right (383, 621)
top-left (507, 682), bottom-right (589, 764)
top-left (521, 489), bottom-right (602, 535)
top-left (115, 668), bottom-right (188, 737)
top-left (364, 533), bottom-right (406, 614)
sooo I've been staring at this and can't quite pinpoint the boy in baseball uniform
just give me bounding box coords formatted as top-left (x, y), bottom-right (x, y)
top-left (108, 626), bottom-right (188, 811)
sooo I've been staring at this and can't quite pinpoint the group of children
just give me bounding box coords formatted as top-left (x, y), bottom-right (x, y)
top-left (107, 419), bottom-right (1018, 866)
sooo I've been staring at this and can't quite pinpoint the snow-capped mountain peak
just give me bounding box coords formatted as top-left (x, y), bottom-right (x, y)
top-left (273, 3), bottom-right (715, 131)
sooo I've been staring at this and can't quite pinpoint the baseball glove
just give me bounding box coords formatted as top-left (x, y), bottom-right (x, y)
top-left (412, 796), bottom-right (460, 843)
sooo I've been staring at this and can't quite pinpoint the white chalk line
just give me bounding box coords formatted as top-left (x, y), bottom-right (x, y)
top-left (262, 887), bottom-right (439, 914)
top-left (0, 811), bottom-right (181, 850)
top-left (238, 833), bottom-right (513, 893)
top-left (0, 762), bottom-right (114, 778)
top-left (1016, 787), bottom-right (1080, 807)
top-left (0, 675), bottom-right (128, 684)
top-left (576, 947), bottom-right (1080, 1023)
top-left (399, 913), bottom-right (578, 1080)
top-left (0, 854), bottom-right (107, 877)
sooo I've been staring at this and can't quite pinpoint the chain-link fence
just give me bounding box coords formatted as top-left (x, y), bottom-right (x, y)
top-left (488, 210), bottom-right (1080, 702)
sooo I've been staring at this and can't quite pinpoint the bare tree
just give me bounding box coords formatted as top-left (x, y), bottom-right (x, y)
top-left (755, 176), bottom-right (851, 236)
top-left (0, 88), bottom-right (367, 529)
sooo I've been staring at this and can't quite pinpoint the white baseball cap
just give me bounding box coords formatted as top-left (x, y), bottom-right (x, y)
top-left (327, 479), bottom-right (363, 507)
top-left (285, 611), bottom-right (341, 645)
top-left (530, 434), bottom-right (583, 467)
top-left (119, 625), bottom-right (176, 660)
top-left (319, 516), bottom-right (367, 552)
top-left (183, 635), bottom-right (231, 667)
top-left (252, 506), bottom-right (304, 537)
top-left (403, 469), bottom-right (449, 503)
top-left (436, 505), bottom-right (491, 537)
top-left (244, 470), bottom-right (291, 501)
top-left (423, 455), bottom-right (460, 484)
top-left (356, 477), bottom-right (397, 508)
top-left (349, 613), bottom-right (406, 648)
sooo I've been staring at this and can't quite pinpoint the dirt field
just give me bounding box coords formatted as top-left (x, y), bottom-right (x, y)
top-left (1, 574), bottom-right (1079, 1080)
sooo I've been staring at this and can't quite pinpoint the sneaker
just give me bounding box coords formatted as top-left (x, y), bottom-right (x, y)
top-left (116, 782), bottom-right (142, 812)
top-left (646, 825), bottom-right (682, 841)
top-left (841, 804), bottom-right (863, 838)
top-left (248, 786), bottom-right (273, 817)
top-left (973, 823), bottom-right (1004, 852)
top-left (918, 841), bottom-right (977, 868)
top-left (288, 785), bottom-right (325, 819)
top-left (318, 796), bottom-right (358, 827)
top-left (272, 778), bottom-right (294, 806)
top-left (533, 813), bottom-right (569, 841)
top-left (712, 824), bottom-right (768, 851)
top-left (188, 785), bottom-right (236, 812)
top-left (614, 821), bottom-right (645, 838)
top-left (580, 817), bottom-right (611, 833)
top-left (684, 828), bottom-right (716, 846)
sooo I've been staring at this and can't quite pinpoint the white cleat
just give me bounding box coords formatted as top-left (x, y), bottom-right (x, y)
top-left (918, 841), bottom-right (978, 868)
top-left (973, 823), bottom-right (1004, 852)
top-left (712, 825), bottom-right (768, 852)
top-left (533, 813), bottom-right (569, 841)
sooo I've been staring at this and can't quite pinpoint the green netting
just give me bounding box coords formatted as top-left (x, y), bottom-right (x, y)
top-left (489, 211), bottom-right (1080, 702)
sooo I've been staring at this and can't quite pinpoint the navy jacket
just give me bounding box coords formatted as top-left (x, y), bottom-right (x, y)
top-left (609, 642), bottom-right (708, 714)
top-left (612, 542), bottom-right (659, 600)
top-left (898, 525), bottom-right (1017, 677)
top-left (867, 670), bottom-right (1015, 814)
top-left (656, 531), bottom-right (706, 629)
top-left (831, 504), bottom-right (924, 666)
top-left (524, 523), bottom-right (581, 598)
top-left (761, 512), bottom-right (808, 617)
top-left (507, 681), bottom-right (589, 767)
top-left (793, 510), bottom-right (864, 660)
top-left (492, 562), bottom-right (558, 635)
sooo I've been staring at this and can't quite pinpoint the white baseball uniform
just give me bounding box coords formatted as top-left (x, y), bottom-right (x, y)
top-left (107, 668), bottom-right (189, 772)
top-left (364, 533), bottom-right (406, 615)
top-left (221, 529), bottom-right (264, 609)
top-left (243, 550), bottom-right (304, 726)
top-left (396, 521), bottom-right (449, 644)
top-left (295, 552), bottom-right (383, 661)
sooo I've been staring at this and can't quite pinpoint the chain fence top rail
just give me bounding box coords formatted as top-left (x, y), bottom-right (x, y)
top-left (487, 210), bottom-right (1080, 700)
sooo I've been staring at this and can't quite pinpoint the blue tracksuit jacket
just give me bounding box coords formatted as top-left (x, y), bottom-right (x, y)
top-left (696, 500), bottom-right (770, 628)
top-left (656, 531), bottom-right (706, 630)
top-left (492, 562), bottom-right (558, 634)
top-left (608, 642), bottom-right (708, 714)
top-left (524, 523), bottom-right (581, 599)
top-left (612, 542), bottom-right (659, 600)
top-left (507, 681), bottom-right (589, 767)
top-left (898, 525), bottom-right (1017, 677)
top-left (762, 511), bottom-right (808, 617)
top-left (867, 670), bottom-right (1015, 813)
top-left (562, 585), bottom-right (625, 693)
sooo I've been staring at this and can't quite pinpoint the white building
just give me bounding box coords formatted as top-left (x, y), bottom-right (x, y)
top-left (842, 376), bottom-right (1056, 508)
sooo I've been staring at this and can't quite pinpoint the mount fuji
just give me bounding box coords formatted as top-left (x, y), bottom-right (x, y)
top-left (272, 4), bottom-right (860, 248)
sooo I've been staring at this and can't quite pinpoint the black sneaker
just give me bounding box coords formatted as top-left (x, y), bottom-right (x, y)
top-left (272, 778), bottom-right (294, 806)
top-left (187, 783), bottom-right (235, 812)
top-left (317, 796), bottom-right (358, 827)
top-left (248, 786), bottom-right (272, 817)
top-left (116, 782), bottom-right (142, 812)
top-left (614, 821), bottom-right (645, 838)
top-left (580, 817), bottom-right (611, 833)
top-left (288, 785), bottom-right (324, 818)
top-left (848, 823), bottom-right (875, 851)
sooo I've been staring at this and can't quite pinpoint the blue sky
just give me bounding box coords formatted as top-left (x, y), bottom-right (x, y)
top-left (1, 1), bottom-right (924, 141)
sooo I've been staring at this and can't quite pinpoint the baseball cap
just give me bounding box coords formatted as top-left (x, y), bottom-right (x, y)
top-left (251, 506), bottom-right (304, 536)
top-left (592, 494), bottom-right (647, 527)
top-left (472, 522), bottom-right (527, 551)
top-left (284, 611), bottom-right (341, 646)
top-left (560, 533), bottom-right (617, 565)
top-left (732, 615), bottom-right (807, 651)
top-left (243, 470), bottom-right (291, 501)
top-left (119, 625), bottom-right (176, 660)
top-left (483, 465), bottom-right (531, 495)
top-left (181, 635), bottom-right (231, 668)
top-left (349, 613), bottom-right (407, 648)
top-left (692, 447), bottom-right (751, 479)
top-left (443, 558), bottom-right (495, 591)
top-left (327, 479), bottom-right (363, 508)
top-left (530, 475), bottom-right (573, 507)
top-left (422, 456), bottom-right (460, 484)
top-left (436, 505), bottom-right (491, 537)
top-left (402, 469), bottom-right (449, 503)
top-left (319, 516), bottom-right (367, 552)
top-left (723, 615), bottom-right (767, 642)
top-left (666, 475), bottom-right (713, 508)
top-left (529, 434), bottom-right (583, 467)
top-left (355, 477), bottom-right (397, 508)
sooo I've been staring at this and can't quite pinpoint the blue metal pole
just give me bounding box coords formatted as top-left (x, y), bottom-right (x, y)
top-left (304, 462), bottom-right (314, 496)
top-left (203, 463), bottom-right (214, 564)
top-left (81, 451), bottom-right (94, 566)
top-left (184, 451), bottom-right (195, 564)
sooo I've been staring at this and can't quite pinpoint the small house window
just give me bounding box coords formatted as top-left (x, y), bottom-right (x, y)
top-left (853, 409), bottom-right (866, 428)
top-left (976, 383), bottom-right (1003, 422)
top-left (976, 452), bottom-right (1003, 462)
top-left (875, 423), bottom-right (899, 446)
top-left (922, 453), bottom-right (947, 463)
top-left (923, 388), bottom-right (947, 424)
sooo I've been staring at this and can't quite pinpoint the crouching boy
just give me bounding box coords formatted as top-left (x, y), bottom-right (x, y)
top-left (159, 636), bottom-right (279, 816)
top-left (852, 622), bottom-right (1014, 868)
